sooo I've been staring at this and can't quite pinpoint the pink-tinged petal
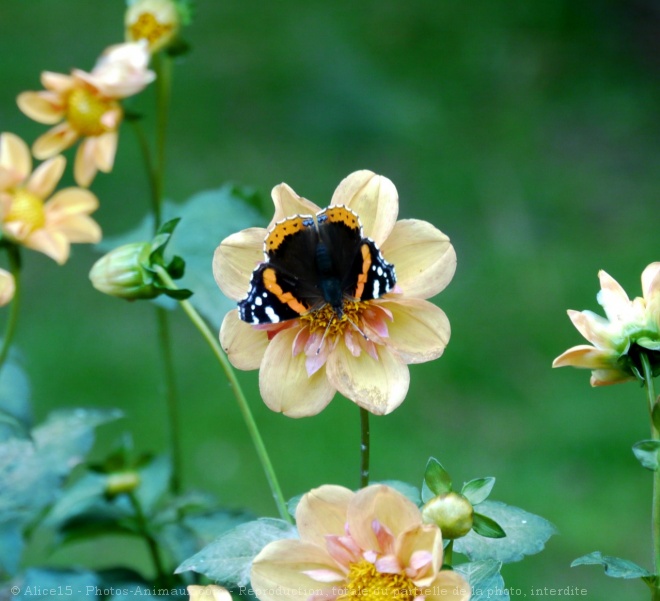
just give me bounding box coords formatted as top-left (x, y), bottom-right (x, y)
top-left (26, 155), bottom-right (65, 199)
top-left (296, 484), bottom-right (355, 547)
top-left (269, 183), bottom-right (321, 228)
top-left (45, 187), bottom-right (99, 217)
top-left (371, 520), bottom-right (396, 554)
top-left (0, 133), bottom-right (32, 180)
top-left (374, 554), bottom-right (402, 574)
top-left (590, 368), bottom-right (636, 386)
top-left (325, 535), bottom-right (362, 568)
top-left (32, 123), bottom-right (78, 159)
top-left (347, 486), bottom-right (421, 554)
top-left (41, 71), bottom-right (75, 93)
top-left (23, 229), bottom-right (70, 264)
top-left (642, 262), bottom-right (660, 305)
top-left (259, 327), bottom-right (336, 417)
top-left (251, 539), bottom-right (342, 601)
top-left (552, 345), bottom-right (618, 369)
top-left (380, 298), bottom-right (450, 364)
top-left (566, 310), bottom-right (615, 349)
top-left (74, 138), bottom-right (99, 187)
top-left (213, 228), bottom-right (267, 301)
top-left (380, 219), bottom-right (456, 299)
top-left (94, 132), bottom-right (118, 172)
top-left (330, 171), bottom-right (398, 245)
top-left (425, 571), bottom-right (471, 601)
top-left (302, 568), bottom-right (345, 583)
top-left (597, 270), bottom-right (633, 323)
top-left (0, 169), bottom-right (24, 192)
top-left (16, 91), bottom-right (65, 124)
top-left (220, 310), bottom-right (268, 370)
top-left (395, 525), bottom-right (443, 585)
top-left (325, 344), bottom-right (409, 415)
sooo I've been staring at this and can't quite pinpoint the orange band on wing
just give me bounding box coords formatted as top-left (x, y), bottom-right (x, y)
top-left (263, 267), bottom-right (308, 314)
top-left (353, 244), bottom-right (372, 300)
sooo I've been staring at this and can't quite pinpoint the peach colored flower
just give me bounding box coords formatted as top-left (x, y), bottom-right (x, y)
top-left (0, 133), bottom-right (101, 264)
top-left (17, 42), bottom-right (155, 187)
top-left (187, 585), bottom-right (232, 601)
top-left (251, 484), bottom-right (470, 601)
top-left (126, 0), bottom-right (182, 53)
top-left (213, 171), bottom-right (456, 417)
top-left (553, 263), bottom-right (660, 385)
top-left (0, 269), bottom-right (15, 307)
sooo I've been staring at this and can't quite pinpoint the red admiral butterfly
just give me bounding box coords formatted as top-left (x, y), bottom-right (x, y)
top-left (239, 205), bottom-right (396, 324)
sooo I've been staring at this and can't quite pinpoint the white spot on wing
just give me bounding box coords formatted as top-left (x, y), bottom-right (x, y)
top-left (265, 306), bottom-right (280, 323)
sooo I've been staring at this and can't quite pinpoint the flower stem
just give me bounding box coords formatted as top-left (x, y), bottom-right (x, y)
top-left (129, 119), bottom-right (160, 230)
top-left (444, 540), bottom-right (454, 567)
top-left (153, 53), bottom-right (171, 224)
top-left (359, 407), bottom-right (370, 488)
top-left (154, 266), bottom-right (292, 523)
top-left (0, 245), bottom-right (21, 374)
top-left (641, 353), bottom-right (660, 591)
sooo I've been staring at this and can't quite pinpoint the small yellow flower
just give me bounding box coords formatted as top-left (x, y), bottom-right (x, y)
top-left (213, 171), bottom-right (457, 417)
top-left (0, 268), bottom-right (15, 307)
top-left (553, 263), bottom-right (660, 385)
top-left (126, 0), bottom-right (181, 53)
top-left (251, 484), bottom-right (470, 601)
top-left (187, 585), bottom-right (232, 601)
top-left (17, 42), bottom-right (155, 187)
top-left (0, 133), bottom-right (101, 264)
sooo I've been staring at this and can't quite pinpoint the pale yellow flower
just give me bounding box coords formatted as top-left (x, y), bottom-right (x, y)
top-left (0, 268), bottom-right (15, 307)
top-left (553, 263), bottom-right (660, 385)
top-left (126, 0), bottom-right (181, 53)
top-left (213, 171), bottom-right (456, 417)
top-left (251, 484), bottom-right (470, 601)
top-left (17, 42), bottom-right (155, 187)
top-left (187, 585), bottom-right (232, 601)
top-left (0, 133), bottom-right (101, 264)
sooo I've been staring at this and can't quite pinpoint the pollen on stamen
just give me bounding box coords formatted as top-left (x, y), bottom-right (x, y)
top-left (66, 88), bottom-right (121, 137)
top-left (300, 300), bottom-right (368, 339)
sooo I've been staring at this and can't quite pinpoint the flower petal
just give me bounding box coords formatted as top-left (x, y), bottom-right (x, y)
top-left (220, 310), bottom-right (269, 370)
top-left (347, 485), bottom-right (421, 553)
top-left (251, 539), bottom-right (342, 601)
top-left (330, 171), bottom-right (398, 245)
top-left (213, 228), bottom-right (267, 301)
top-left (269, 183), bottom-right (321, 228)
top-left (395, 524), bottom-right (443, 586)
top-left (45, 187), bottom-right (99, 218)
top-left (590, 368), bottom-right (636, 386)
top-left (22, 229), bottom-right (70, 264)
top-left (32, 123), bottom-right (78, 159)
top-left (380, 219), bottom-right (456, 299)
top-left (94, 132), bottom-right (118, 172)
top-left (0, 133), bottom-right (32, 180)
top-left (259, 327), bottom-right (336, 417)
top-left (52, 215), bottom-right (102, 243)
top-left (41, 71), bottom-right (75, 93)
top-left (26, 155), bottom-right (65, 199)
top-left (597, 269), bottom-right (634, 324)
top-left (296, 485), bottom-right (354, 547)
top-left (552, 345), bottom-right (618, 369)
top-left (325, 344), bottom-right (409, 415)
top-left (74, 138), bottom-right (99, 188)
top-left (0, 269), bottom-right (15, 307)
top-left (16, 91), bottom-right (65, 124)
top-left (426, 571), bottom-right (471, 601)
top-left (187, 585), bottom-right (232, 601)
top-left (380, 298), bottom-right (450, 364)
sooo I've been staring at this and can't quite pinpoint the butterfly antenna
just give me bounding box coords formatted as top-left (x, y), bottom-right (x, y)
top-left (316, 315), bottom-right (335, 355)
top-left (346, 315), bottom-right (369, 341)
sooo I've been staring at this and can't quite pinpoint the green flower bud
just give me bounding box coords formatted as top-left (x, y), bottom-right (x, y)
top-left (105, 470), bottom-right (141, 496)
top-left (421, 491), bottom-right (474, 539)
top-left (89, 242), bottom-right (159, 300)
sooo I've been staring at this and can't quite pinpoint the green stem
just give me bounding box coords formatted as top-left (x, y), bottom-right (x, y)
top-left (641, 353), bottom-right (660, 591)
top-left (0, 245), bottom-right (21, 374)
top-left (154, 266), bottom-right (292, 523)
top-left (128, 492), bottom-right (170, 587)
top-left (154, 53), bottom-right (172, 226)
top-left (129, 119), bottom-right (161, 229)
top-left (359, 407), bottom-right (370, 488)
top-left (444, 540), bottom-right (453, 567)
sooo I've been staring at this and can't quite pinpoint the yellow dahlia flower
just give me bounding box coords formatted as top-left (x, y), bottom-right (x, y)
top-left (0, 133), bottom-right (101, 264)
top-left (213, 170), bottom-right (456, 417)
top-left (553, 263), bottom-right (660, 385)
top-left (0, 268), bottom-right (15, 307)
top-left (126, 0), bottom-right (181, 53)
top-left (17, 42), bottom-right (155, 187)
top-left (251, 484), bottom-right (470, 601)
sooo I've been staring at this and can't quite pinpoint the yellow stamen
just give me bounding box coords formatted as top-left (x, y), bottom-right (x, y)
top-left (5, 189), bottom-right (46, 233)
top-left (339, 559), bottom-right (419, 601)
top-left (66, 88), bottom-right (121, 137)
top-left (129, 12), bottom-right (174, 48)
top-left (300, 300), bottom-right (368, 339)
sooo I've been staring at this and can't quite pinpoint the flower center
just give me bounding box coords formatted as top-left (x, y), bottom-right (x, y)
top-left (129, 12), bottom-right (174, 47)
top-left (340, 559), bottom-right (419, 601)
top-left (66, 87), bottom-right (120, 137)
top-left (5, 189), bottom-right (46, 233)
top-left (300, 300), bottom-right (368, 339)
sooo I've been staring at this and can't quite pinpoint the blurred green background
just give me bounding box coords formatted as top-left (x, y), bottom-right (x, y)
top-left (1, 0), bottom-right (659, 598)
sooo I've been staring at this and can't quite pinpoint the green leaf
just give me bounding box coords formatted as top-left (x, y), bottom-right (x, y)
top-left (287, 493), bottom-right (303, 518)
top-left (0, 519), bottom-right (23, 579)
top-left (462, 477), bottom-right (496, 506)
top-left (15, 568), bottom-right (99, 600)
top-left (472, 513), bottom-right (506, 538)
top-left (423, 457), bottom-right (453, 498)
top-left (0, 355), bottom-right (32, 440)
top-left (455, 560), bottom-right (508, 601)
top-left (377, 480), bottom-right (422, 505)
top-left (44, 472), bottom-right (108, 528)
top-left (633, 440), bottom-right (660, 471)
top-left (133, 454), bottom-right (172, 516)
top-left (454, 500), bottom-right (557, 563)
top-left (175, 518), bottom-right (297, 587)
top-left (571, 551), bottom-right (652, 579)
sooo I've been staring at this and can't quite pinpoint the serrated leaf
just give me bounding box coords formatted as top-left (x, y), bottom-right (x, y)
top-left (424, 457), bottom-right (452, 497)
top-left (633, 440), bottom-right (660, 471)
top-left (472, 513), bottom-right (506, 539)
top-left (377, 480), bottom-right (422, 505)
top-left (45, 472), bottom-right (108, 527)
top-left (0, 355), bottom-right (31, 441)
top-left (462, 478), bottom-right (496, 506)
top-left (455, 559), bottom-right (508, 601)
top-left (571, 551), bottom-right (652, 579)
top-left (175, 518), bottom-right (297, 587)
top-left (454, 500), bottom-right (556, 563)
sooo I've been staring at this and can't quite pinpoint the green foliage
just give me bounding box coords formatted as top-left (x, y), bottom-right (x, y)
top-left (632, 440), bottom-right (660, 471)
top-left (472, 513), bottom-right (506, 539)
top-left (0, 356), bottom-right (31, 440)
top-left (422, 457), bottom-right (453, 499)
top-left (571, 551), bottom-right (653, 580)
top-left (455, 560), bottom-right (508, 601)
top-left (461, 478), bottom-right (496, 506)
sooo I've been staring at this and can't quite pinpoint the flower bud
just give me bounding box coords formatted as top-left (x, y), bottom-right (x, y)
top-left (90, 242), bottom-right (159, 300)
top-left (421, 491), bottom-right (474, 539)
top-left (125, 0), bottom-right (182, 53)
top-left (0, 268), bottom-right (15, 307)
top-left (105, 470), bottom-right (141, 496)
